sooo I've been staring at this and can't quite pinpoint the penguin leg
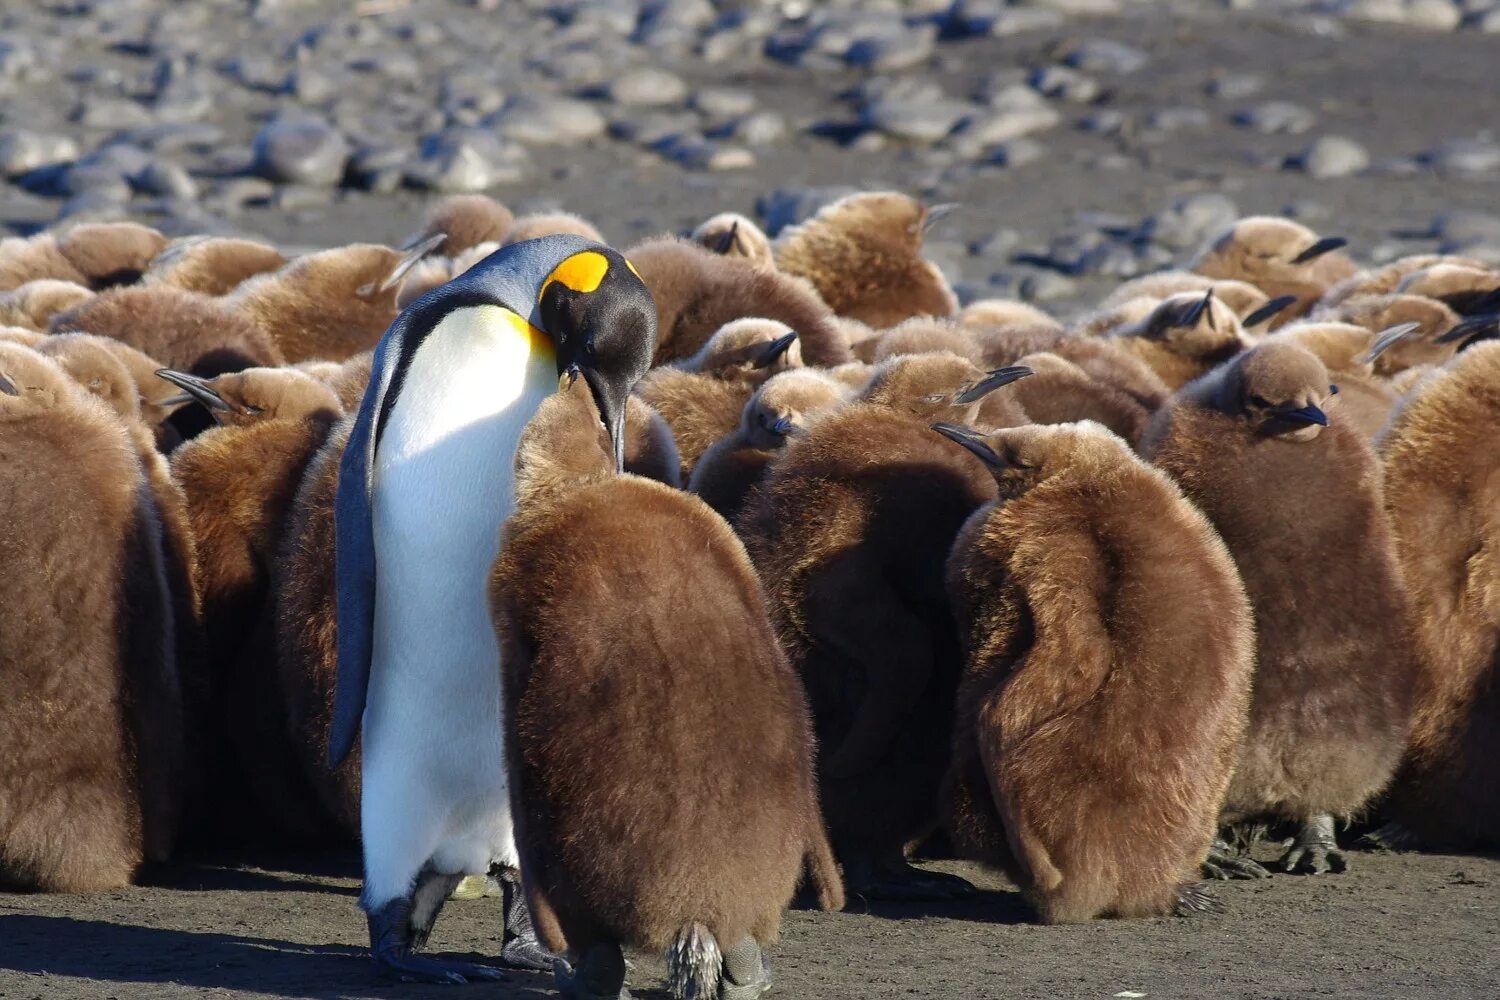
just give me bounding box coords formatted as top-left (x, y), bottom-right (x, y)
top-left (1201, 837), bottom-right (1272, 880)
top-left (844, 849), bottom-right (976, 901)
top-left (1354, 822), bottom-right (1420, 853)
top-left (366, 885), bottom-right (507, 985)
top-left (553, 942), bottom-right (631, 1000)
top-left (720, 937), bottom-right (772, 1000)
top-left (1280, 813), bottom-right (1348, 875)
top-left (498, 866), bottom-right (559, 971)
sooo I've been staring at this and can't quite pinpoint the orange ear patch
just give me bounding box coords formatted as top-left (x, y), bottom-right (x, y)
top-left (540, 250), bottom-right (610, 300)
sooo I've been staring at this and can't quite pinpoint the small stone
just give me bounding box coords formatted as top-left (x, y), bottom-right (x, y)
top-left (986, 137), bottom-right (1045, 168)
top-left (133, 160), bottom-right (198, 200)
top-left (251, 115), bottom-right (350, 187)
top-left (63, 164), bottom-right (133, 201)
top-left (1146, 107), bottom-right (1210, 132)
top-left (969, 228), bottom-right (1023, 258)
top-left (1147, 193), bottom-right (1240, 251)
top-left (692, 87), bottom-right (758, 121)
top-left (1207, 73), bottom-right (1263, 100)
top-left (1293, 135), bottom-right (1370, 178)
top-left (74, 98), bottom-right (155, 129)
top-left (0, 131), bottom-right (78, 177)
top-left (861, 96), bottom-right (975, 144)
top-left (209, 176), bottom-right (275, 213)
top-left (959, 105), bottom-right (1061, 145)
top-left (488, 95), bottom-right (607, 145)
top-left (1078, 110), bottom-right (1127, 136)
top-left (1478, 8), bottom-right (1500, 33)
top-left (1430, 211), bottom-right (1500, 249)
top-left (1029, 65), bottom-right (1101, 103)
top-left (407, 127), bottom-right (528, 192)
top-left (609, 110), bottom-right (702, 145)
top-left (1407, 0), bottom-right (1465, 30)
top-left (1014, 0), bottom-right (1120, 12)
top-left (844, 24), bottom-right (936, 72)
top-left (1059, 38), bottom-right (1147, 74)
top-left (58, 191), bottom-right (130, 223)
top-left (607, 66), bottom-right (689, 107)
top-left (1233, 100), bottom-right (1317, 135)
top-left (733, 111), bottom-right (788, 147)
top-left (1426, 137), bottom-right (1500, 176)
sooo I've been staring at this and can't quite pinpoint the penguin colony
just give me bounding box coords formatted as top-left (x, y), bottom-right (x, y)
top-left (0, 194), bottom-right (1496, 998)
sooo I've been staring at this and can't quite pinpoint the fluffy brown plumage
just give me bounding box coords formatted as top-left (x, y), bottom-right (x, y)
top-left (52, 285), bottom-right (284, 376)
top-left (773, 192), bottom-right (958, 327)
top-left (55, 222), bottom-right (169, 289)
top-left (1266, 321), bottom-right (1410, 439)
top-left (690, 212), bottom-right (774, 267)
top-left (410, 193), bottom-right (515, 256)
top-left (972, 322), bottom-right (1170, 411)
top-left (501, 210), bottom-right (604, 246)
top-left (1395, 263), bottom-right (1500, 316)
top-left (144, 237), bottom-right (289, 296)
top-left (0, 234), bottom-right (89, 291)
top-left (622, 395), bottom-right (683, 488)
top-left (1105, 291), bottom-right (1250, 389)
top-left (957, 298), bottom-right (1062, 332)
top-left (1005, 351), bottom-right (1153, 446)
top-left (0, 345), bottom-right (183, 891)
top-left (1100, 272), bottom-right (1287, 331)
top-left (492, 381), bottom-right (842, 997)
top-left (0, 279), bottom-right (94, 330)
top-left (1192, 217), bottom-right (1357, 324)
top-left (627, 236), bottom-right (850, 366)
top-left (1142, 342), bottom-right (1417, 874)
top-left (872, 316), bottom-right (982, 363)
top-left (1321, 253), bottom-right (1490, 307)
top-left (737, 353), bottom-right (1031, 898)
top-left (1313, 293), bottom-right (1460, 375)
top-left (942, 421), bottom-right (1253, 922)
top-left (1372, 343), bottom-right (1500, 850)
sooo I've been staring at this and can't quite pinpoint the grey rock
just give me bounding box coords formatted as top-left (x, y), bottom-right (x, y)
top-left (733, 110), bottom-right (788, 146)
top-left (609, 110), bottom-right (702, 145)
top-left (1233, 100), bottom-right (1317, 135)
top-left (207, 176), bottom-right (276, 213)
top-left (861, 95), bottom-right (975, 144)
top-left (1478, 8), bottom-right (1500, 32)
top-left (0, 131), bottom-right (79, 177)
top-left (488, 95), bottom-right (606, 145)
top-left (58, 191), bottom-right (131, 223)
top-left (133, 160), bottom-right (198, 199)
top-left (656, 134), bottom-right (755, 171)
top-left (1426, 137), bottom-right (1500, 176)
top-left (1014, 0), bottom-right (1121, 12)
top-left (1430, 210), bottom-right (1500, 249)
top-left (947, 1), bottom-right (1065, 37)
top-left (74, 98), bottom-right (156, 129)
top-left (1078, 110), bottom-right (1127, 136)
top-left (79, 143), bottom-right (156, 179)
top-left (407, 127), bottom-right (528, 192)
top-left (347, 143), bottom-right (411, 193)
top-left (985, 137), bottom-right (1045, 167)
top-left (959, 104), bottom-right (1062, 145)
top-left (990, 265), bottom-right (1077, 303)
top-left (62, 164), bottom-right (132, 201)
top-left (111, 123), bottom-right (224, 155)
top-left (1146, 106), bottom-right (1210, 132)
top-left (272, 184), bottom-right (333, 210)
top-left (1060, 38), bottom-right (1147, 74)
top-left (251, 115), bottom-right (350, 187)
top-left (692, 87), bottom-right (758, 120)
top-left (1146, 192), bottom-right (1240, 251)
top-left (607, 66), bottom-right (689, 107)
top-left (1207, 73), bottom-right (1263, 100)
top-left (1029, 65), bottom-right (1101, 103)
top-left (845, 23), bottom-right (936, 72)
top-left (969, 228), bottom-right (1023, 258)
top-left (1294, 135), bottom-right (1370, 178)
top-left (286, 65), bottom-right (338, 105)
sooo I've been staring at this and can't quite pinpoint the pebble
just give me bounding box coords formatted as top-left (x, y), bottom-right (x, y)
top-left (0, 131), bottom-right (78, 177)
top-left (958, 104), bottom-right (1062, 145)
top-left (1145, 192), bottom-right (1240, 251)
top-left (985, 137), bottom-right (1046, 168)
top-left (1207, 73), bottom-right (1263, 100)
top-left (732, 111), bottom-right (788, 147)
top-left (74, 98), bottom-right (156, 129)
top-left (861, 95), bottom-right (975, 144)
top-left (656, 134), bottom-right (755, 171)
top-left (610, 110), bottom-right (702, 146)
top-left (1059, 37), bottom-right (1147, 74)
top-left (845, 23), bottom-right (937, 72)
top-left (1233, 100), bottom-right (1317, 135)
top-left (1429, 210), bottom-right (1500, 249)
top-left (1145, 107), bottom-right (1210, 133)
top-left (1029, 65), bottom-right (1102, 104)
top-left (132, 160), bottom-right (198, 199)
top-left (969, 228), bottom-right (1023, 258)
top-left (407, 127), bottom-right (528, 192)
top-left (1294, 135), bottom-right (1370, 178)
top-left (1425, 137), bottom-right (1500, 176)
top-left (692, 87), bottom-right (758, 121)
top-left (607, 66), bottom-right (689, 107)
top-left (251, 114), bottom-right (350, 187)
top-left (488, 95), bottom-right (607, 145)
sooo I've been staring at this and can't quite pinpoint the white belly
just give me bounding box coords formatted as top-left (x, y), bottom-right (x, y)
top-left (360, 305), bottom-right (556, 903)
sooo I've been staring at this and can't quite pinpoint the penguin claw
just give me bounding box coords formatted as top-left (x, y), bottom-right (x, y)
top-left (501, 934), bottom-right (557, 972)
top-left (1281, 842), bottom-right (1347, 875)
top-left (1202, 839), bottom-right (1272, 881)
top-left (1173, 883), bottom-right (1225, 917)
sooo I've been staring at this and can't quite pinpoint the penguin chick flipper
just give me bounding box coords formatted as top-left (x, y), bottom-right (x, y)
top-left (1173, 883), bottom-right (1225, 918)
top-left (1280, 814), bottom-right (1348, 875)
top-left (1354, 822), bottom-right (1421, 853)
top-left (1201, 838), bottom-right (1272, 880)
top-left (367, 898), bottom-right (508, 984)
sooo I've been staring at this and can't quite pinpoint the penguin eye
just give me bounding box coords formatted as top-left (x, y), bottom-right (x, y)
top-left (924, 392), bottom-right (949, 404)
top-left (244, 403), bottom-right (265, 415)
top-left (1249, 395), bottom-right (1272, 408)
top-left (1329, 384), bottom-right (1339, 395)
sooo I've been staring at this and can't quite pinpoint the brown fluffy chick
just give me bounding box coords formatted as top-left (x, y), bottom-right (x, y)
top-left (0, 279), bottom-right (94, 330)
top-left (1005, 351), bottom-right (1153, 446)
top-left (1192, 217), bottom-right (1357, 324)
top-left (1106, 290), bottom-right (1251, 389)
top-left (957, 298), bottom-right (1063, 332)
top-left (1142, 342), bottom-right (1417, 875)
top-left (689, 368), bottom-right (850, 522)
top-left (622, 395), bottom-right (683, 488)
top-left (737, 354), bottom-right (1032, 900)
top-left (0, 325), bottom-right (44, 346)
top-left (0, 345), bottom-right (183, 891)
top-left (1368, 343), bottom-right (1500, 852)
top-left (0, 234), bottom-right (89, 290)
top-left (1313, 293), bottom-right (1461, 375)
top-left (144, 237), bottom-right (288, 296)
top-left (55, 222), bottom-right (169, 288)
top-left (973, 324), bottom-right (1170, 411)
top-left (941, 420), bottom-right (1253, 922)
top-left (627, 235), bottom-right (851, 366)
top-left (1101, 273), bottom-right (1296, 336)
top-left (492, 379), bottom-right (842, 1000)
top-left (223, 237), bottom-right (444, 363)
top-left (165, 366), bottom-right (348, 845)
top-left (501, 210), bottom-right (604, 246)
top-left (41, 333), bottom-right (191, 450)
top-left (773, 191), bottom-right (958, 328)
top-left (1321, 253), bottom-right (1490, 307)
top-left (395, 240), bottom-right (499, 310)
top-left (408, 193), bottom-right (515, 256)
top-left (872, 316), bottom-right (983, 364)
top-left (1267, 321), bottom-right (1420, 438)
top-left (1395, 263), bottom-right (1500, 316)
top-left (691, 211), bottom-right (775, 267)
top-left (633, 318), bottom-right (803, 480)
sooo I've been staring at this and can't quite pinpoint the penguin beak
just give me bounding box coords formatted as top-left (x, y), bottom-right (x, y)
top-left (1435, 314), bottom-right (1500, 349)
top-left (753, 331), bottom-right (798, 369)
top-left (0, 372), bottom-right (16, 396)
top-left (711, 220), bottom-right (741, 256)
top-left (930, 422), bottom-right (1004, 469)
top-left (155, 369), bottom-right (230, 413)
top-left (952, 365), bottom-right (1034, 405)
top-left (770, 415), bottom-right (794, 437)
top-left (1273, 403), bottom-right (1328, 427)
top-left (1291, 236), bottom-right (1348, 264)
top-left (359, 232), bottom-right (447, 297)
top-left (1241, 295), bottom-right (1299, 328)
top-left (577, 365), bottom-right (629, 473)
top-left (1168, 290), bottom-right (1212, 330)
top-left (1361, 321), bottom-right (1422, 364)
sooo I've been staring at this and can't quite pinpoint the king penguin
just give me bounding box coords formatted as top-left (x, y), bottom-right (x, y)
top-left (328, 235), bottom-right (657, 984)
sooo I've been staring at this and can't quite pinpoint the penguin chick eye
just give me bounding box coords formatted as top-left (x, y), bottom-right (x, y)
top-left (244, 403), bottom-right (265, 415)
top-left (922, 392), bottom-right (948, 404)
top-left (1248, 394), bottom-right (1272, 409)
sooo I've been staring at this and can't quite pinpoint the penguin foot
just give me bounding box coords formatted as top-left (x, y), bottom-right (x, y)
top-left (1355, 822), bottom-right (1420, 853)
top-left (1281, 815), bottom-right (1347, 875)
top-left (502, 933), bottom-right (556, 972)
top-left (1173, 883), bottom-right (1225, 917)
top-left (368, 896), bottom-right (506, 985)
top-left (499, 870), bottom-right (562, 971)
top-left (553, 945), bottom-right (631, 1000)
top-left (850, 858), bottom-right (977, 901)
top-left (720, 937), bottom-right (772, 1000)
top-left (1201, 838), bottom-right (1272, 881)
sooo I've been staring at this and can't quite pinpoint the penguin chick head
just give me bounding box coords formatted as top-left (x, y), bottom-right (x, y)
top-left (1268, 320), bottom-right (1419, 379)
top-left (957, 298), bottom-right (1062, 333)
top-left (410, 193), bottom-right (514, 257)
top-left (930, 420), bottom-right (1122, 499)
top-left (0, 343), bottom-right (81, 416)
top-left (56, 221), bottom-right (169, 287)
top-left (685, 318), bottom-right (802, 375)
top-left (36, 334), bottom-right (140, 423)
top-left (1134, 290), bottom-right (1249, 363)
top-left (691, 212), bottom-right (774, 267)
top-left (740, 368), bottom-right (848, 450)
top-left (1197, 217), bottom-right (1353, 277)
top-left (0, 279), bottom-right (94, 330)
top-left (873, 317), bottom-right (981, 364)
top-left (859, 352), bottom-right (1033, 424)
top-left (145, 237), bottom-right (287, 296)
top-left (502, 211), bottom-right (605, 247)
top-left (155, 367), bottom-right (342, 427)
top-left (1327, 293), bottom-right (1459, 375)
top-left (1214, 342), bottom-right (1336, 442)
top-left (1396, 263), bottom-right (1500, 313)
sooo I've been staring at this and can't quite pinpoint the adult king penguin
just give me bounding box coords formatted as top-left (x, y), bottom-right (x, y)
top-left (329, 235), bottom-right (656, 984)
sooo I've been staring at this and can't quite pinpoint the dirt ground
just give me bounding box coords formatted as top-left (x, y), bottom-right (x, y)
top-left (1, 846), bottom-right (1496, 1000)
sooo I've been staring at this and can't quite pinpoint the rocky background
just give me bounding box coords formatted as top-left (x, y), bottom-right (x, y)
top-left (0, 0), bottom-right (1497, 318)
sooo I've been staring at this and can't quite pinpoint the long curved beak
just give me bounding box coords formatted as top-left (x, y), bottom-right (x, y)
top-left (1361, 321), bottom-right (1422, 364)
top-left (1274, 403), bottom-right (1328, 427)
top-left (0, 372), bottom-right (16, 396)
top-left (753, 331), bottom-right (798, 369)
top-left (931, 421), bottom-right (1004, 468)
top-left (1242, 294), bottom-right (1299, 328)
top-left (1291, 236), bottom-right (1348, 264)
top-left (712, 220), bottom-right (741, 256)
top-left (952, 365), bottom-right (1033, 405)
top-left (1435, 314), bottom-right (1500, 348)
top-left (155, 369), bottom-right (229, 412)
top-left (359, 232), bottom-right (448, 298)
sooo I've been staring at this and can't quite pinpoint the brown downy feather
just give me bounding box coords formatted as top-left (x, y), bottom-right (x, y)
top-left (972, 323), bottom-right (1170, 410)
top-left (690, 212), bottom-right (775, 268)
top-left (409, 193), bottom-right (515, 256)
top-left (1106, 291), bottom-right (1250, 389)
top-left (56, 222), bottom-right (169, 288)
top-left (773, 192), bottom-right (958, 327)
top-left (872, 316), bottom-right (983, 364)
top-left (1007, 351), bottom-right (1153, 446)
top-left (144, 237), bottom-right (288, 296)
top-left (627, 236), bottom-right (850, 366)
top-left (1313, 293), bottom-right (1460, 375)
top-left (623, 395), bottom-right (683, 488)
top-left (1192, 217), bottom-right (1357, 325)
top-left (0, 279), bottom-right (94, 330)
top-left (1267, 321), bottom-right (1408, 439)
top-left (501, 210), bottom-right (604, 246)
top-left (493, 380), bottom-right (842, 966)
top-left (957, 298), bottom-right (1063, 332)
top-left (1395, 263), bottom-right (1500, 317)
top-left (0, 234), bottom-right (89, 290)
top-left (1142, 343), bottom-right (1417, 865)
top-left (943, 421), bottom-right (1253, 922)
top-left (1321, 253), bottom-right (1490, 307)
top-left (1374, 343), bottom-right (1500, 850)
top-left (0, 325), bottom-right (44, 346)
top-left (0, 345), bottom-right (183, 891)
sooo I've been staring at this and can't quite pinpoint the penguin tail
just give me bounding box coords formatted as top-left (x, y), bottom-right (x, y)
top-left (665, 921), bottom-right (722, 1000)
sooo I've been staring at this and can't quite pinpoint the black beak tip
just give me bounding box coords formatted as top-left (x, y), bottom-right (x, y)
top-left (753, 331), bottom-right (799, 369)
top-left (1291, 236), bottom-right (1348, 264)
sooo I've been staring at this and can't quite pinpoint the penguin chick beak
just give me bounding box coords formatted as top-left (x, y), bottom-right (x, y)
top-left (359, 232), bottom-right (448, 297)
top-left (923, 202), bottom-right (960, 232)
top-left (0, 372), bottom-right (16, 396)
top-left (1274, 403), bottom-right (1329, 427)
top-left (1169, 290), bottom-right (1213, 330)
top-left (952, 365), bottom-right (1034, 405)
top-left (930, 421), bottom-right (1004, 469)
top-left (1435, 314), bottom-right (1500, 349)
top-left (753, 331), bottom-right (799, 369)
top-left (770, 415), bottom-right (795, 437)
top-left (1360, 321), bottom-right (1423, 364)
top-left (1290, 236), bottom-right (1348, 265)
top-left (155, 369), bottom-right (231, 413)
top-left (712, 220), bottom-right (741, 256)
top-left (1241, 295), bottom-right (1299, 328)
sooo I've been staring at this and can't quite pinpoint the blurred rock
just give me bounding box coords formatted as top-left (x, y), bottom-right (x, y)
top-left (251, 114), bottom-right (350, 186)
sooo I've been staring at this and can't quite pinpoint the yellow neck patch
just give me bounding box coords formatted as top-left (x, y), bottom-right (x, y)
top-left (540, 250), bottom-right (610, 301)
top-left (490, 304), bottom-right (555, 360)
